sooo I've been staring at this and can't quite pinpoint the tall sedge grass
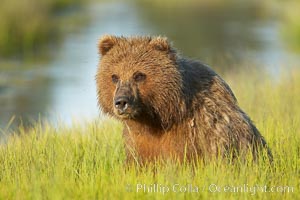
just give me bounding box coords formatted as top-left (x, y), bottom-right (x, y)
top-left (0, 69), bottom-right (299, 199)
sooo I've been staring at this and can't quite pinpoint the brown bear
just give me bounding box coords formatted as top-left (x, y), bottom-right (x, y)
top-left (96, 35), bottom-right (272, 164)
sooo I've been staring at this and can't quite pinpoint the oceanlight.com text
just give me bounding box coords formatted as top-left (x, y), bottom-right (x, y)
top-left (126, 183), bottom-right (294, 195)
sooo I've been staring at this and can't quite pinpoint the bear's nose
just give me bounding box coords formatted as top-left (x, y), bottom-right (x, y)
top-left (114, 96), bottom-right (129, 112)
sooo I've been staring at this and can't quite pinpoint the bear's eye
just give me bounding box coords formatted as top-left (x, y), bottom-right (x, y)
top-left (111, 74), bottom-right (119, 83)
top-left (133, 72), bottom-right (146, 82)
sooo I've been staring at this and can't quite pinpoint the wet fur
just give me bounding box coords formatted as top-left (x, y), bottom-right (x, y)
top-left (96, 35), bottom-right (272, 164)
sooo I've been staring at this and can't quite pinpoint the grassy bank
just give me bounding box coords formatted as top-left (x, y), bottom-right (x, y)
top-left (0, 0), bottom-right (85, 59)
top-left (0, 69), bottom-right (299, 199)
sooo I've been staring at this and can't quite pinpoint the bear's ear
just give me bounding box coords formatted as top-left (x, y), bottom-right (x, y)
top-left (149, 36), bottom-right (177, 60)
top-left (149, 36), bottom-right (171, 52)
top-left (98, 35), bottom-right (117, 56)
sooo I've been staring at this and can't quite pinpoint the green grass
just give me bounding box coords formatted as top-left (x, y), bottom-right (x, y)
top-left (0, 69), bottom-right (299, 199)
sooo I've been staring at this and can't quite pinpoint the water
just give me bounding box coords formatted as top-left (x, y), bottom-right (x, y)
top-left (0, 1), bottom-right (299, 130)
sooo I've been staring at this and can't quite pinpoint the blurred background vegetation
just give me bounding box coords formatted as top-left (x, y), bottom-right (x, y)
top-left (0, 0), bottom-right (299, 129)
top-left (0, 0), bottom-right (85, 59)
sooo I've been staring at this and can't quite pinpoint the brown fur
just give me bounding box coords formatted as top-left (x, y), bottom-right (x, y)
top-left (96, 35), bottom-right (272, 164)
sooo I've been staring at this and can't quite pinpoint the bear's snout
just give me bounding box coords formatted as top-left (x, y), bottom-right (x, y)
top-left (114, 96), bottom-right (129, 114)
top-left (113, 82), bottom-right (138, 118)
top-left (113, 95), bottom-right (136, 118)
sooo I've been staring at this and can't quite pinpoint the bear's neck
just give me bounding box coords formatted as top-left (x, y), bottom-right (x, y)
top-left (122, 118), bottom-right (195, 162)
top-left (124, 118), bottom-right (165, 137)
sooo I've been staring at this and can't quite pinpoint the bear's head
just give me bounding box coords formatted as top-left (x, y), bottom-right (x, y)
top-left (96, 35), bottom-right (186, 130)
